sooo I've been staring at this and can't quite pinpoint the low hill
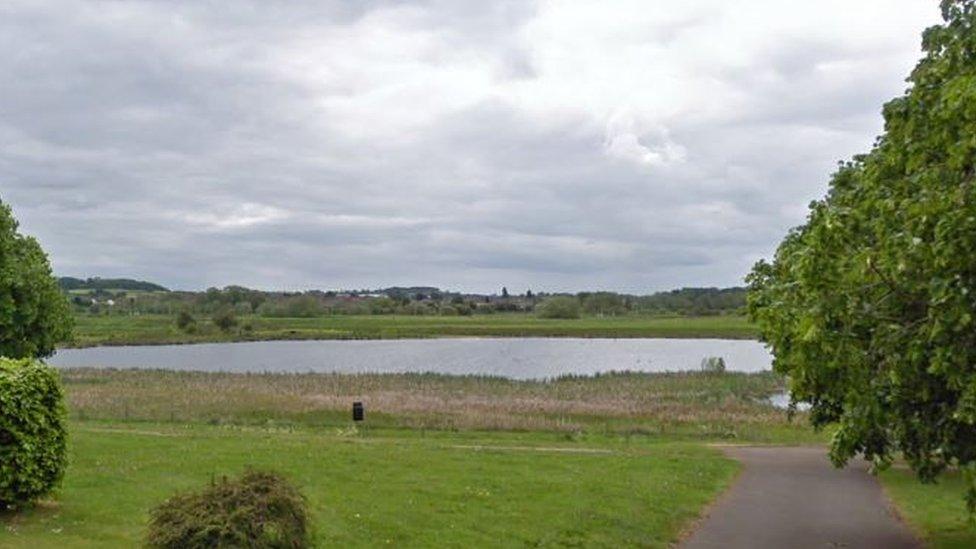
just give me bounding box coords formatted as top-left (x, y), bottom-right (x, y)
top-left (59, 277), bottom-right (169, 292)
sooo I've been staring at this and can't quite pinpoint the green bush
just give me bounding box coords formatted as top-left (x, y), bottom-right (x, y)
top-left (212, 307), bottom-right (238, 333)
top-left (175, 310), bottom-right (196, 333)
top-left (700, 357), bottom-right (726, 374)
top-left (536, 296), bottom-right (581, 319)
top-left (0, 358), bottom-right (68, 508)
top-left (146, 469), bottom-right (310, 549)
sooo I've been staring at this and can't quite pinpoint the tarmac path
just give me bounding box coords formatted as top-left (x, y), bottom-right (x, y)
top-left (681, 446), bottom-right (921, 549)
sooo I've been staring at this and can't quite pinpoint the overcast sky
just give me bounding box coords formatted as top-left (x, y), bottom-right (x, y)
top-left (1, 1), bottom-right (941, 293)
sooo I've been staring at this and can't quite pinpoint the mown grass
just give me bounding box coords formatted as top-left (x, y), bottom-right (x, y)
top-left (7, 369), bottom-right (969, 547)
top-left (61, 369), bottom-right (818, 443)
top-left (0, 422), bottom-right (739, 548)
top-left (880, 469), bottom-right (976, 549)
top-left (67, 313), bottom-right (758, 347)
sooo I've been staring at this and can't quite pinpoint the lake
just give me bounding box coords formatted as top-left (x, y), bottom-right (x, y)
top-left (50, 338), bottom-right (772, 380)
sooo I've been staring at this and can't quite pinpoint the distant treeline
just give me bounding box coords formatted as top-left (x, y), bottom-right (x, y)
top-left (61, 278), bottom-right (745, 318)
top-left (632, 287), bottom-right (746, 316)
top-left (59, 277), bottom-right (169, 292)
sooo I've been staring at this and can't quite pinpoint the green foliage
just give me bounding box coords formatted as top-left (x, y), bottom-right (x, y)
top-left (748, 0), bottom-right (976, 511)
top-left (257, 295), bottom-right (322, 318)
top-left (634, 287), bottom-right (746, 316)
top-left (175, 310), bottom-right (196, 333)
top-left (212, 307), bottom-right (238, 333)
top-left (146, 469), bottom-right (310, 549)
top-left (580, 292), bottom-right (628, 316)
top-left (65, 282), bottom-right (748, 319)
top-left (0, 201), bottom-right (73, 358)
top-left (700, 357), bottom-right (726, 374)
top-left (536, 296), bottom-right (581, 319)
top-left (0, 358), bottom-right (68, 508)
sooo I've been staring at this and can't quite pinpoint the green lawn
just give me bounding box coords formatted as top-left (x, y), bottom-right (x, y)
top-left (67, 313), bottom-right (757, 347)
top-left (881, 468), bottom-right (976, 549)
top-left (2, 370), bottom-right (973, 547)
top-left (0, 422), bottom-right (739, 548)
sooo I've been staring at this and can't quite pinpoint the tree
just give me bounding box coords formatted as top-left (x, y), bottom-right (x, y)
top-left (0, 201), bottom-right (73, 358)
top-left (581, 292), bottom-right (628, 316)
top-left (747, 0), bottom-right (976, 511)
top-left (212, 307), bottom-right (238, 333)
top-left (501, 287), bottom-right (509, 298)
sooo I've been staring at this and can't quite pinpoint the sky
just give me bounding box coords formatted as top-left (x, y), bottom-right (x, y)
top-left (0, 0), bottom-right (943, 293)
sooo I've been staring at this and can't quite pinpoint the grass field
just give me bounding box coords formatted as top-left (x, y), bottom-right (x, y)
top-left (881, 469), bottom-right (976, 548)
top-left (3, 368), bottom-right (972, 547)
top-left (67, 313), bottom-right (758, 347)
top-left (0, 422), bottom-right (739, 548)
top-left (0, 370), bottom-right (795, 547)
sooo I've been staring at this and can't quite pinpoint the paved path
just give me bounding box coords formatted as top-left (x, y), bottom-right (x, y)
top-left (681, 446), bottom-right (921, 549)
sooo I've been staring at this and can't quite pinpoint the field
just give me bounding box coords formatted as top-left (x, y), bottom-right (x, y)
top-left (881, 469), bottom-right (976, 549)
top-left (0, 369), bottom-right (795, 547)
top-left (0, 423), bottom-right (738, 548)
top-left (67, 313), bottom-right (758, 347)
top-left (61, 369), bottom-right (808, 441)
top-left (3, 369), bottom-right (972, 547)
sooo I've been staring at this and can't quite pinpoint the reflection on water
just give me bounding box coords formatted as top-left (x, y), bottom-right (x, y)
top-left (767, 392), bottom-right (812, 411)
top-left (51, 338), bottom-right (772, 380)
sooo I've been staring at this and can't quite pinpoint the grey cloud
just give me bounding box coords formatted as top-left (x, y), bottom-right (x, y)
top-left (0, 0), bottom-right (942, 292)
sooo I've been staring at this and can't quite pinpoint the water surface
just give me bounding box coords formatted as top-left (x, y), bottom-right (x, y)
top-left (51, 338), bottom-right (771, 380)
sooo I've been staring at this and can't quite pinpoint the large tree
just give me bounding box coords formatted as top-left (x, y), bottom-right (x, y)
top-left (747, 0), bottom-right (976, 510)
top-left (0, 200), bottom-right (73, 358)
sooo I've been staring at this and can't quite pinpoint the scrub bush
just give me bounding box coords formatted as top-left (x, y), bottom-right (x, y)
top-left (146, 469), bottom-right (310, 548)
top-left (0, 357), bottom-right (68, 508)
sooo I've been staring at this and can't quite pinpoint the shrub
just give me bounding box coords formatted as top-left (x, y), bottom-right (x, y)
top-left (146, 469), bottom-right (310, 549)
top-left (536, 296), bottom-right (581, 319)
top-left (175, 310), bottom-right (196, 332)
top-left (0, 358), bottom-right (68, 508)
top-left (700, 357), bottom-right (726, 374)
top-left (212, 307), bottom-right (238, 333)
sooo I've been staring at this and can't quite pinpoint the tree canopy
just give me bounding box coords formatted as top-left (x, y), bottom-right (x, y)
top-left (747, 0), bottom-right (976, 510)
top-left (0, 201), bottom-right (73, 358)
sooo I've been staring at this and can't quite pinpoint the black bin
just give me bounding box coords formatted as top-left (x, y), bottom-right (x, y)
top-left (352, 401), bottom-right (364, 422)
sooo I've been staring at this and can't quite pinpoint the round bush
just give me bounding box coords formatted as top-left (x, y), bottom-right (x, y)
top-left (146, 469), bottom-right (310, 549)
top-left (0, 357), bottom-right (68, 508)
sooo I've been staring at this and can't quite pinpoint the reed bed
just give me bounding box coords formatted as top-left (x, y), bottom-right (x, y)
top-left (61, 368), bottom-right (809, 440)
